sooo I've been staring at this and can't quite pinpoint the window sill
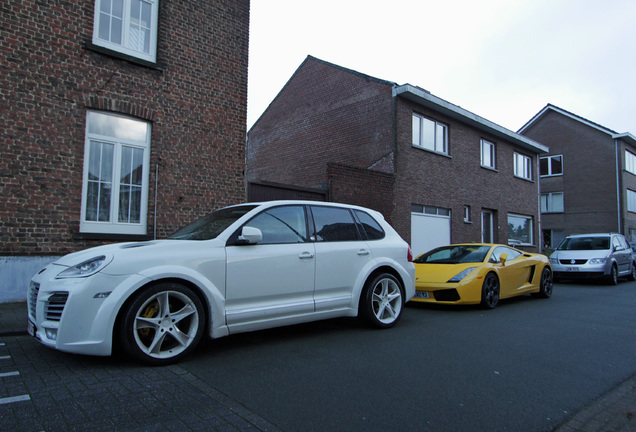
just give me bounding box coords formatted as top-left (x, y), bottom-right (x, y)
top-left (480, 165), bottom-right (499, 173)
top-left (85, 42), bottom-right (164, 71)
top-left (513, 175), bottom-right (535, 183)
top-left (411, 145), bottom-right (452, 159)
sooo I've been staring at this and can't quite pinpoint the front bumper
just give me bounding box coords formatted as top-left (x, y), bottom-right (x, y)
top-left (27, 264), bottom-right (148, 356)
top-left (551, 261), bottom-right (612, 280)
top-left (411, 281), bottom-right (482, 305)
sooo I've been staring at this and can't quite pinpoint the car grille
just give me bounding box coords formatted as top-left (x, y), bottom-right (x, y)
top-left (28, 281), bottom-right (39, 320)
top-left (45, 292), bottom-right (69, 322)
top-left (559, 259), bottom-right (588, 265)
top-left (433, 289), bottom-right (461, 302)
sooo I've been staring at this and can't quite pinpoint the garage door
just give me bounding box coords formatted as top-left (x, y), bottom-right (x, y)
top-left (411, 211), bottom-right (451, 257)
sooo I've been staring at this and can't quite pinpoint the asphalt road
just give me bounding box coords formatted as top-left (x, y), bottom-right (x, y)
top-left (182, 281), bottom-right (636, 432)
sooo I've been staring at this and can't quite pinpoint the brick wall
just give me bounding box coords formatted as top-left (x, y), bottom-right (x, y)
top-left (247, 56), bottom-right (396, 191)
top-left (0, 0), bottom-right (249, 256)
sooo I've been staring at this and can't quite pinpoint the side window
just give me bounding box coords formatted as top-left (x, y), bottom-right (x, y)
top-left (354, 210), bottom-right (385, 240)
top-left (244, 206), bottom-right (307, 244)
top-left (311, 206), bottom-right (360, 242)
top-left (490, 246), bottom-right (522, 263)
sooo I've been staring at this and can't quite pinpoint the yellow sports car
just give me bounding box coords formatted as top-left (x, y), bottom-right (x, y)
top-left (412, 244), bottom-right (553, 308)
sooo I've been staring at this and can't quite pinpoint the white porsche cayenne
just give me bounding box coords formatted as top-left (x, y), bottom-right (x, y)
top-left (27, 201), bottom-right (415, 365)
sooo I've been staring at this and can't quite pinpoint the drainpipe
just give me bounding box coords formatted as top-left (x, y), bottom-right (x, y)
top-left (615, 139), bottom-right (622, 234)
top-left (537, 156), bottom-right (542, 252)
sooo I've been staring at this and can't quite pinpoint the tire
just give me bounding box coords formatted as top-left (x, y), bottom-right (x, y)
top-left (536, 267), bottom-right (553, 298)
top-left (481, 273), bottom-right (500, 309)
top-left (120, 282), bottom-right (205, 365)
top-left (359, 273), bottom-right (404, 329)
top-left (629, 263), bottom-right (636, 281)
top-left (606, 265), bottom-right (618, 286)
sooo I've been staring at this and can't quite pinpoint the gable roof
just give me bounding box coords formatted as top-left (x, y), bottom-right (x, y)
top-left (394, 84), bottom-right (548, 154)
top-left (518, 104), bottom-right (636, 146)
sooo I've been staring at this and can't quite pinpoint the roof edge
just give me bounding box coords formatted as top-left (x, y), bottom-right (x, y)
top-left (394, 84), bottom-right (548, 154)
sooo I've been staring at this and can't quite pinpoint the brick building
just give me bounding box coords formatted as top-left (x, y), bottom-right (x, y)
top-left (247, 56), bottom-right (548, 256)
top-left (0, 0), bottom-right (250, 302)
top-left (519, 104), bottom-right (636, 249)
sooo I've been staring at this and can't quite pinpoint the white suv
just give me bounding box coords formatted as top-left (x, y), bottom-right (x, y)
top-left (27, 201), bottom-right (415, 364)
top-left (549, 233), bottom-right (636, 285)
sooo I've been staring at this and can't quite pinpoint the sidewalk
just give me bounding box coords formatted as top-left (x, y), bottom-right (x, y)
top-left (1, 301), bottom-right (635, 431)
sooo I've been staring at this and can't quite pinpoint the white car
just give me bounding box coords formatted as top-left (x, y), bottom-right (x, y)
top-left (27, 201), bottom-right (415, 364)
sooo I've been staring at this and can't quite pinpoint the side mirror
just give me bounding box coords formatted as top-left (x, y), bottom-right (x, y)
top-left (238, 226), bottom-right (262, 245)
top-left (499, 253), bottom-right (508, 265)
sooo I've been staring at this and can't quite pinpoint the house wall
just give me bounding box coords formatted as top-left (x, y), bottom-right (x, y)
top-left (617, 139), bottom-right (636, 240)
top-left (522, 110), bottom-right (619, 235)
top-left (246, 56), bottom-right (396, 193)
top-left (392, 99), bottom-right (541, 248)
top-left (0, 0), bottom-right (249, 301)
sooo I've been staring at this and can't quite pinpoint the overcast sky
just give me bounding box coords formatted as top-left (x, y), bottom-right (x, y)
top-left (247, 0), bottom-right (636, 136)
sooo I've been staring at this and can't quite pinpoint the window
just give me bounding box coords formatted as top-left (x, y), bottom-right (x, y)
top-left (412, 113), bottom-right (448, 154)
top-left (81, 111), bottom-right (151, 235)
top-left (244, 206), bottom-right (308, 244)
top-left (626, 151), bottom-right (636, 175)
top-left (507, 214), bottom-right (533, 245)
top-left (628, 189), bottom-right (636, 213)
top-left (540, 155), bottom-right (563, 177)
top-left (93, 0), bottom-right (159, 62)
top-left (311, 206), bottom-right (360, 242)
top-left (541, 192), bottom-right (564, 213)
top-left (514, 153), bottom-right (532, 180)
top-left (490, 246), bottom-right (523, 263)
top-left (354, 210), bottom-right (385, 240)
top-left (481, 139), bottom-right (495, 169)
top-left (464, 205), bottom-right (471, 222)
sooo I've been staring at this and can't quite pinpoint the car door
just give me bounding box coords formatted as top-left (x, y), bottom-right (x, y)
top-left (225, 205), bottom-right (315, 328)
top-left (310, 205), bottom-right (374, 312)
top-left (490, 246), bottom-right (532, 296)
top-left (613, 235), bottom-right (632, 274)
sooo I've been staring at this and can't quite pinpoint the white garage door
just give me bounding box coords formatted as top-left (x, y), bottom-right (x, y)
top-left (411, 212), bottom-right (451, 257)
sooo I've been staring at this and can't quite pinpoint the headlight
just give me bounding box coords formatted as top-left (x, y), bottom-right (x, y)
top-left (447, 267), bottom-right (477, 283)
top-left (56, 256), bottom-right (109, 278)
top-left (549, 257), bottom-right (558, 264)
top-left (589, 258), bottom-right (607, 265)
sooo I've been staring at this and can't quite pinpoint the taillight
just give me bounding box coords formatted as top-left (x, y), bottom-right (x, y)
top-left (407, 245), bottom-right (413, 262)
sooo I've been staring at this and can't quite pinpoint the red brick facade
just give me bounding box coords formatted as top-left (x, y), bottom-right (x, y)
top-left (1, 0), bottom-right (249, 257)
top-left (247, 56), bottom-right (546, 252)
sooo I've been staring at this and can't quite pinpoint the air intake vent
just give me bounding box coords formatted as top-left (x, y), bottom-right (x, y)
top-left (45, 292), bottom-right (69, 321)
top-left (28, 282), bottom-right (40, 320)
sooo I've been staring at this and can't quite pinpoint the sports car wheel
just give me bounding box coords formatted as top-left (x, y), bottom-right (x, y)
top-left (120, 283), bottom-right (205, 365)
top-left (481, 273), bottom-right (500, 309)
top-left (360, 273), bottom-right (404, 328)
top-left (537, 267), bottom-right (553, 298)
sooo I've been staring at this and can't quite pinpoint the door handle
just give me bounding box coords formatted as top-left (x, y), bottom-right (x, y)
top-left (358, 249), bottom-right (370, 256)
top-left (299, 252), bottom-right (315, 260)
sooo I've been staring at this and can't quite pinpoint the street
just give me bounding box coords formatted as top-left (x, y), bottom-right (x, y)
top-left (2, 282), bottom-right (636, 431)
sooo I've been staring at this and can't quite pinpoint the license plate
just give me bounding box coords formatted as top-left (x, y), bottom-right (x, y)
top-left (415, 291), bottom-right (430, 299)
top-left (27, 319), bottom-right (36, 337)
top-left (565, 267), bottom-right (579, 272)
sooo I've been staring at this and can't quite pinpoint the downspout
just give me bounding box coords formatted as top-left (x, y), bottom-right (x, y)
top-left (615, 139), bottom-right (622, 234)
top-left (537, 156), bottom-right (542, 252)
top-left (154, 163), bottom-right (158, 240)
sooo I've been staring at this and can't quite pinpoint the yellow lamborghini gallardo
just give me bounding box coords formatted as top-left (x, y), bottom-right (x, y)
top-left (412, 244), bottom-right (553, 308)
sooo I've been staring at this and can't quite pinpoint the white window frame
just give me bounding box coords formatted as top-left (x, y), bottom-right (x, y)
top-left (80, 111), bottom-right (151, 235)
top-left (514, 152), bottom-right (532, 180)
top-left (480, 139), bottom-right (496, 169)
top-left (626, 151), bottom-right (636, 176)
top-left (464, 205), bottom-right (471, 222)
top-left (540, 155), bottom-right (563, 177)
top-left (93, 0), bottom-right (159, 63)
top-left (628, 189), bottom-right (636, 213)
top-left (507, 213), bottom-right (533, 246)
top-left (412, 113), bottom-right (448, 155)
top-left (541, 192), bottom-right (564, 213)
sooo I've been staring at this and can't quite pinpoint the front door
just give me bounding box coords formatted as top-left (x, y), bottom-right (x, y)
top-left (225, 205), bottom-right (315, 327)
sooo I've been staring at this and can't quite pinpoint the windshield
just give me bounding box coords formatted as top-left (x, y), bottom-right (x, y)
top-left (414, 245), bottom-right (491, 264)
top-left (557, 236), bottom-right (610, 251)
top-left (168, 205), bottom-right (257, 240)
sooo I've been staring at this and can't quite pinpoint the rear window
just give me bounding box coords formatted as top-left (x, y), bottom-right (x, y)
top-left (557, 236), bottom-right (610, 251)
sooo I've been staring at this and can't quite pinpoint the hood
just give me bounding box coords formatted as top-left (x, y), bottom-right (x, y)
top-left (551, 249), bottom-right (611, 260)
top-left (53, 239), bottom-right (223, 268)
top-left (415, 262), bottom-right (479, 284)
